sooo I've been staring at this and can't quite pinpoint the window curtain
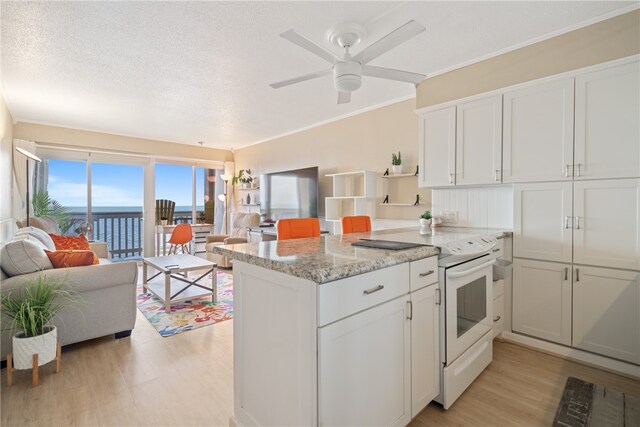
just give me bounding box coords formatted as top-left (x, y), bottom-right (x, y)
top-left (12, 139), bottom-right (37, 221)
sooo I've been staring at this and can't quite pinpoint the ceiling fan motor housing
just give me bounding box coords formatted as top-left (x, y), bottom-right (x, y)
top-left (334, 60), bottom-right (362, 92)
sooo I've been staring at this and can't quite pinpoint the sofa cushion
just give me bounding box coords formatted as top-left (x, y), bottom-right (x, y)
top-left (45, 250), bottom-right (99, 268)
top-left (0, 239), bottom-right (53, 277)
top-left (49, 234), bottom-right (91, 251)
top-left (16, 226), bottom-right (56, 251)
top-left (18, 216), bottom-right (62, 235)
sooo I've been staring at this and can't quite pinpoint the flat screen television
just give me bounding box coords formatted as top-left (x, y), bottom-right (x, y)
top-left (260, 166), bottom-right (318, 221)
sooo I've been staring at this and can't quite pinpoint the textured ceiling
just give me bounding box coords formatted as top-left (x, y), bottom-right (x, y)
top-left (1, 1), bottom-right (635, 149)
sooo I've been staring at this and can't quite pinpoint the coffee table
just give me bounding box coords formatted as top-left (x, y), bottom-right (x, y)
top-left (142, 254), bottom-right (217, 314)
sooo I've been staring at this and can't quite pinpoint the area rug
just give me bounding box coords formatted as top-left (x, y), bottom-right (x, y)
top-left (137, 270), bottom-right (233, 337)
top-left (553, 376), bottom-right (640, 426)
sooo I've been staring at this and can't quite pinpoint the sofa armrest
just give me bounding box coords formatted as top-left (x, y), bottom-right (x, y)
top-left (90, 242), bottom-right (110, 259)
top-left (1, 262), bottom-right (138, 294)
top-left (224, 237), bottom-right (247, 245)
top-left (207, 234), bottom-right (229, 244)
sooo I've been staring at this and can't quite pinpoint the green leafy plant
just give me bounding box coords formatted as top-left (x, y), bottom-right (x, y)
top-left (1, 274), bottom-right (77, 338)
top-left (420, 210), bottom-right (432, 220)
top-left (232, 169), bottom-right (253, 186)
top-left (391, 152), bottom-right (402, 166)
top-left (31, 191), bottom-right (76, 234)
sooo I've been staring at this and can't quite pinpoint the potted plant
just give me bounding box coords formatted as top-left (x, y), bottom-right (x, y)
top-left (232, 169), bottom-right (253, 189)
top-left (1, 275), bottom-right (77, 370)
top-left (391, 152), bottom-right (402, 174)
top-left (160, 216), bottom-right (168, 226)
top-left (420, 210), bottom-right (432, 227)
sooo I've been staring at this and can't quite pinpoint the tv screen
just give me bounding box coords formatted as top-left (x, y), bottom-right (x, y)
top-left (260, 166), bottom-right (318, 221)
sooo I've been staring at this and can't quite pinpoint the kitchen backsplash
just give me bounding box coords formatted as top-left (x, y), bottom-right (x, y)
top-left (431, 186), bottom-right (513, 229)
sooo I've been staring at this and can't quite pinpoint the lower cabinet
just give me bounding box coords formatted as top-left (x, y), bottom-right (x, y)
top-left (512, 259), bottom-right (572, 345)
top-left (573, 265), bottom-right (640, 365)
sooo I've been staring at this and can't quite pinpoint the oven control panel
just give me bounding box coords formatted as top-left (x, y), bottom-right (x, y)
top-left (440, 235), bottom-right (497, 256)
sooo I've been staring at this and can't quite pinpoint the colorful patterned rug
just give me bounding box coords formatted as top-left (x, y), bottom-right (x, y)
top-left (137, 270), bottom-right (233, 337)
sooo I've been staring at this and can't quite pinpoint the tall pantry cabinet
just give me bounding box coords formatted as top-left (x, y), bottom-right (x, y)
top-left (512, 58), bottom-right (640, 366)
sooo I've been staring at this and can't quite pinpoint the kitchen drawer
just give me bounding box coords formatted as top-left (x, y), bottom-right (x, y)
top-left (492, 279), bottom-right (505, 299)
top-left (488, 239), bottom-right (504, 260)
top-left (493, 293), bottom-right (505, 337)
top-left (410, 256), bottom-right (438, 292)
top-left (317, 263), bottom-right (410, 327)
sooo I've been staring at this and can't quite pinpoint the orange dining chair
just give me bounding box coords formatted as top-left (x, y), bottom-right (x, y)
top-left (167, 223), bottom-right (193, 254)
top-left (277, 218), bottom-right (321, 240)
top-left (341, 215), bottom-right (372, 234)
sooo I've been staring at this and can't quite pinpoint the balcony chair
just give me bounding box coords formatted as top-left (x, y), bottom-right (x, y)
top-left (205, 212), bottom-right (260, 268)
top-left (155, 199), bottom-right (176, 225)
top-left (277, 218), bottom-right (320, 240)
top-left (341, 215), bottom-right (372, 234)
top-left (167, 223), bottom-right (192, 254)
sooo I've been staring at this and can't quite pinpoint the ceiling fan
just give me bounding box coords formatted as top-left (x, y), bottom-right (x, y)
top-left (270, 20), bottom-right (427, 104)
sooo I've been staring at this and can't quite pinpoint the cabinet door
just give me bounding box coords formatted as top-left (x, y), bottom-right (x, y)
top-left (514, 182), bottom-right (572, 263)
top-left (512, 259), bottom-right (572, 345)
top-left (573, 179), bottom-right (640, 270)
top-left (318, 296), bottom-right (411, 427)
top-left (573, 265), bottom-right (640, 364)
top-left (419, 106), bottom-right (456, 187)
top-left (455, 95), bottom-right (502, 185)
top-left (410, 284), bottom-right (440, 418)
top-left (503, 78), bottom-right (574, 182)
top-left (575, 61), bottom-right (640, 179)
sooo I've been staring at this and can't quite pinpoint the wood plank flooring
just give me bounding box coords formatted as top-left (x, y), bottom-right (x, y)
top-left (2, 312), bottom-right (638, 426)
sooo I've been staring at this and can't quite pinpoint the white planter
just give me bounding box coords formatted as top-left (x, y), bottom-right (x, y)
top-left (161, 219), bottom-right (168, 226)
top-left (419, 218), bottom-right (431, 227)
top-left (392, 165), bottom-right (403, 175)
top-left (12, 326), bottom-right (57, 369)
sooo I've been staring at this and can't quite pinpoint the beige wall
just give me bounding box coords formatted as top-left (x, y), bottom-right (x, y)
top-left (0, 94), bottom-right (13, 225)
top-left (233, 99), bottom-right (431, 220)
top-left (417, 10), bottom-right (640, 108)
top-left (13, 122), bottom-right (233, 162)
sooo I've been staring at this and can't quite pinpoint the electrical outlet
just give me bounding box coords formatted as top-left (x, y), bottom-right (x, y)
top-left (441, 211), bottom-right (457, 223)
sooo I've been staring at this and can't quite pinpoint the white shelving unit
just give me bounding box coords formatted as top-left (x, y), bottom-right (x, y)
top-left (325, 171), bottom-right (377, 233)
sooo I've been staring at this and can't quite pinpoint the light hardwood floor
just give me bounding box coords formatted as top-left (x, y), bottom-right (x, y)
top-left (2, 312), bottom-right (639, 426)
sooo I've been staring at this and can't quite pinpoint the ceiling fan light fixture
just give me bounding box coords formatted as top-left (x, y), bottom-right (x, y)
top-left (333, 61), bottom-right (362, 92)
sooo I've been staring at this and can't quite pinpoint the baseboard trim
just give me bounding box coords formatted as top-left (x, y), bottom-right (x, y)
top-left (501, 331), bottom-right (640, 379)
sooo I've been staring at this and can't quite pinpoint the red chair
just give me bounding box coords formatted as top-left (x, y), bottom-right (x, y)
top-left (277, 218), bottom-right (320, 240)
top-left (341, 216), bottom-right (372, 234)
top-left (167, 223), bottom-right (192, 254)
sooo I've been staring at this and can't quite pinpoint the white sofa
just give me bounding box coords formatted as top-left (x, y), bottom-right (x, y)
top-left (0, 221), bottom-right (138, 362)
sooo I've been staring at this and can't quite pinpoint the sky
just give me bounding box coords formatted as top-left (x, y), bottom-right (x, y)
top-left (47, 160), bottom-right (209, 208)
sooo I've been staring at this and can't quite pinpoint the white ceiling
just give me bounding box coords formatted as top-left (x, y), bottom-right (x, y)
top-left (1, 1), bottom-right (636, 150)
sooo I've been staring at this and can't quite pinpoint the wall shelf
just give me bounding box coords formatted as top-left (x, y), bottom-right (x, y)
top-left (380, 194), bottom-right (420, 206)
top-left (237, 187), bottom-right (260, 191)
top-left (382, 165), bottom-right (419, 178)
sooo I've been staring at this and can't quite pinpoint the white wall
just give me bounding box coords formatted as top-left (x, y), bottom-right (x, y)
top-left (0, 93), bottom-right (14, 241)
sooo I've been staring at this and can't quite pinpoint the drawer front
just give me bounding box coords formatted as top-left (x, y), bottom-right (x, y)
top-left (493, 279), bottom-right (505, 299)
top-left (318, 264), bottom-right (410, 327)
top-left (410, 256), bottom-right (438, 292)
top-left (488, 239), bottom-right (504, 260)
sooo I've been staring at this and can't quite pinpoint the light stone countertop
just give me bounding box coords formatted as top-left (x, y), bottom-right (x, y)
top-left (211, 226), bottom-right (511, 284)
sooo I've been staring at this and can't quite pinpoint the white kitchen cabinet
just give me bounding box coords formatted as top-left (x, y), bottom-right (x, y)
top-left (410, 284), bottom-right (440, 418)
top-left (514, 182), bottom-right (573, 263)
top-left (318, 296), bottom-right (411, 427)
top-left (455, 95), bottom-right (503, 185)
top-left (503, 78), bottom-right (574, 182)
top-left (512, 259), bottom-right (572, 346)
top-left (573, 265), bottom-right (640, 364)
top-left (573, 179), bottom-right (640, 270)
top-left (419, 106), bottom-right (456, 187)
top-left (574, 60), bottom-right (640, 180)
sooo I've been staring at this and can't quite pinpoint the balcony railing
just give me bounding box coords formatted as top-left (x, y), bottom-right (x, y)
top-left (69, 210), bottom-right (196, 261)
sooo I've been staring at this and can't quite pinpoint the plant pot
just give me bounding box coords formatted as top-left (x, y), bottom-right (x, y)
top-left (419, 218), bottom-right (431, 227)
top-left (392, 165), bottom-right (402, 175)
top-left (12, 326), bottom-right (57, 369)
top-left (161, 220), bottom-right (168, 226)
top-left (242, 183), bottom-right (251, 189)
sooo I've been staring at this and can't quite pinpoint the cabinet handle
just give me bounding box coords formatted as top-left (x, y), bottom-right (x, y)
top-left (564, 216), bottom-right (569, 229)
top-left (564, 267), bottom-right (568, 281)
top-left (419, 270), bottom-right (435, 277)
top-left (565, 164), bottom-right (571, 178)
top-left (435, 288), bottom-right (441, 305)
top-left (406, 300), bottom-right (413, 320)
top-left (575, 268), bottom-right (580, 282)
top-left (494, 170), bottom-right (500, 182)
top-left (492, 248), bottom-right (500, 253)
top-left (575, 216), bottom-right (580, 230)
top-left (493, 315), bottom-right (501, 322)
top-left (576, 163), bottom-right (581, 177)
top-left (449, 173), bottom-right (455, 184)
top-left (363, 285), bottom-right (384, 295)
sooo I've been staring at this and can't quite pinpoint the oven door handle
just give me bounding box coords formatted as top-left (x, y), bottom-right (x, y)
top-left (447, 259), bottom-right (496, 278)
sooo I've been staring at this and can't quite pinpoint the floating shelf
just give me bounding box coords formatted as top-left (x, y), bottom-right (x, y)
top-left (381, 194), bottom-right (420, 206)
top-left (382, 165), bottom-right (419, 178)
top-left (241, 203), bottom-right (261, 206)
top-left (237, 187), bottom-right (260, 191)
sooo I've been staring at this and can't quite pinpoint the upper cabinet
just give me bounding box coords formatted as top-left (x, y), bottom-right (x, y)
top-left (574, 61), bottom-right (640, 180)
top-left (455, 95), bottom-right (502, 186)
top-left (503, 78), bottom-right (574, 183)
top-left (419, 106), bottom-right (456, 187)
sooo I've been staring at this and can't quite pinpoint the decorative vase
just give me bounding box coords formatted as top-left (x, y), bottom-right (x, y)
top-left (161, 219), bottom-right (168, 226)
top-left (12, 326), bottom-right (57, 369)
top-left (392, 165), bottom-right (402, 174)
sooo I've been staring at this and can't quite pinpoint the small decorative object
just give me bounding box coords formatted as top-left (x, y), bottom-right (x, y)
top-left (160, 217), bottom-right (168, 226)
top-left (2, 274), bottom-right (77, 386)
top-left (419, 210), bottom-right (432, 235)
top-left (232, 169), bottom-right (253, 189)
top-left (198, 212), bottom-right (206, 224)
top-left (431, 217), bottom-right (443, 228)
top-left (246, 194), bottom-right (251, 205)
top-left (391, 152), bottom-right (402, 174)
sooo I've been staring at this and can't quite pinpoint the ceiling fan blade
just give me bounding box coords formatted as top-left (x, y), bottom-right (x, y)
top-left (362, 65), bottom-right (425, 84)
top-left (270, 68), bottom-right (332, 89)
top-left (353, 20), bottom-right (425, 65)
top-left (280, 29), bottom-right (341, 64)
top-left (337, 91), bottom-right (351, 104)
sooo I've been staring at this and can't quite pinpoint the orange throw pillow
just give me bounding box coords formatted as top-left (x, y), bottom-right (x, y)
top-left (45, 250), bottom-right (99, 268)
top-left (49, 234), bottom-right (91, 251)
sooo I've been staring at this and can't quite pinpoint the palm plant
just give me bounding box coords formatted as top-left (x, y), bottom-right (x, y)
top-left (31, 191), bottom-right (76, 234)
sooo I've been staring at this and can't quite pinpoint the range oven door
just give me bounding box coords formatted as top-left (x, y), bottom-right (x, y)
top-left (444, 256), bottom-right (494, 364)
